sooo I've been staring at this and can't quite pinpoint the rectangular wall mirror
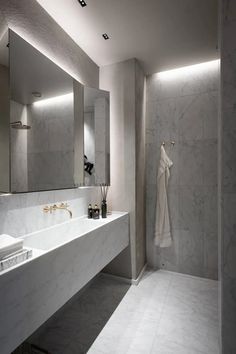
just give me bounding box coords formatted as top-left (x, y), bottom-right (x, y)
top-left (0, 29), bottom-right (84, 193)
top-left (84, 86), bottom-right (110, 186)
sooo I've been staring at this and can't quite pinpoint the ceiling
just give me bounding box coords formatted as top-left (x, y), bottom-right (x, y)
top-left (37, 0), bottom-right (218, 74)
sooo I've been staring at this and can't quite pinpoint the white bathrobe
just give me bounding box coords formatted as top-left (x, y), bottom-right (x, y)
top-left (154, 145), bottom-right (173, 248)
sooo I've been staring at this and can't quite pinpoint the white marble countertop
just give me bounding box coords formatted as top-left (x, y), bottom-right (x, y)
top-left (0, 211), bottom-right (128, 276)
top-left (0, 211), bottom-right (129, 354)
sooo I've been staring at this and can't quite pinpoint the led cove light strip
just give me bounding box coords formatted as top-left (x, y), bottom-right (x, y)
top-left (157, 59), bottom-right (220, 80)
top-left (33, 93), bottom-right (73, 107)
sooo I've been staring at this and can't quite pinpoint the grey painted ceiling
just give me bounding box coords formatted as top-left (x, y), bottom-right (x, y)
top-left (36, 0), bottom-right (218, 74)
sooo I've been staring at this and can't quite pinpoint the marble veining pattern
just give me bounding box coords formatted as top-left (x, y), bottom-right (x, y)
top-left (25, 270), bottom-right (218, 354)
top-left (27, 96), bottom-right (75, 191)
top-left (0, 187), bottom-right (101, 238)
top-left (146, 62), bottom-right (219, 279)
top-left (221, 1), bottom-right (236, 352)
top-left (90, 271), bottom-right (219, 354)
top-left (0, 212), bottom-right (129, 354)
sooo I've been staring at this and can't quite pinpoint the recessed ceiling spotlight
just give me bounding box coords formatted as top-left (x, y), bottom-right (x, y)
top-left (102, 33), bottom-right (109, 40)
top-left (78, 0), bottom-right (87, 7)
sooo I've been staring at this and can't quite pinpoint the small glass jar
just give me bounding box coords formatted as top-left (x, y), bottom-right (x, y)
top-left (93, 204), bottom-right (100, 219)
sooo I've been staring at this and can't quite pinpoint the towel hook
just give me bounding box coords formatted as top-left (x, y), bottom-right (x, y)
top-left (161, 141), bottom-right (175, 147)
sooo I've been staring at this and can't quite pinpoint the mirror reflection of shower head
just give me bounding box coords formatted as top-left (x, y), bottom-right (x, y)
top-left (10, 121), bottom-right (31, 130)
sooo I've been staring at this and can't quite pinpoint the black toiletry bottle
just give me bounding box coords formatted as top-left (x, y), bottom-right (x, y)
top-left (88, 204), bottom-right (93, 219)
top-left (101, 200), bottom-right (107, 218)
top-left (93, 204), bottom-right (100, 219)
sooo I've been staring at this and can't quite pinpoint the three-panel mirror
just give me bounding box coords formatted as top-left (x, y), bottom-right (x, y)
top-left (0, 29), bottom-right (110, 193)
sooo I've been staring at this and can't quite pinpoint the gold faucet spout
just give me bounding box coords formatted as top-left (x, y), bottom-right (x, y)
top-left (43, 202), bottom-right (73, 219)
top-left (66, 208), bottom-right (73, 219)
top-left (57, 203), bottom-right (73, 219)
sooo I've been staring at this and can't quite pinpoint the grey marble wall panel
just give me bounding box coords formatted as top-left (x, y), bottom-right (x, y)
top-left (203, 91), bottom-right (218, 139)
top-left (146, 64), bottom-right (218, 102)
top-left (179, 186), bottom-right (205, 233)
top-left (220, 0), bottom-right (236, 352)
top-left (204, 186), bottom-right (218, 235)
top-left (178, 141), bottom-right (204, 186)
top-left (94, 97), bottom-right (109, 184)
top-left (27, 99), bottom-right (74, 191)
top-left (146, 61), bottom-right (219, 280)
top-left (135, 60), bottom-right (146, 276)
top-left (100, 59), bottom-right (146, 280)
top-left (0, 64), bottom-right (10, 192)
top-left (157, 230), bottom-right (180, 272)
top-left (0, 187), bottom-right (100, 238)
top-left (204, 230), bottom-right (218, 280)
top-left (10, 100), bottom-right (28, 192)
top-left (100, 60), bottom-right (136, 279)
top-left (178, 229), bottom-right (204, 277)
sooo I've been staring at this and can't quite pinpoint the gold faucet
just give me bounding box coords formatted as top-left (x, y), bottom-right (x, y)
top-left (43, 202), bottom-right (73, 219)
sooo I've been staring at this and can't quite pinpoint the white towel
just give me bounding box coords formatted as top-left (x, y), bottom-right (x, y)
top-left (154, 146), bottom-right (173, 248)
top-left (0, 234), bottom-right (23, 260)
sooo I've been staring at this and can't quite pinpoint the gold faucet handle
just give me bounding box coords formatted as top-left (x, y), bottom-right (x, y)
top-left (52, 204), bottom-right (57, 210)
top-left (43, 206), bottom-right (50, 213)
top-left (60, 202), bottom-right (69, 208)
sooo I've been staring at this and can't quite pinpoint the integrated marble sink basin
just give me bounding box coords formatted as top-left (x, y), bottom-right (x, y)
top-left (0, 211), bottom-right (129, 354)
top-left (23, 215), bottom-right (108, 251)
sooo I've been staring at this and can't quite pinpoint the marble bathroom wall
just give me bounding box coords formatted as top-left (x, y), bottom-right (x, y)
top-left (220, 0), bottom-right (236, 352)
top-left (94, 97), bottom-right (110, 185)
top-left (100, 59), bottom-right (136, 279)
top-left (135, 61), bottom-right (146, 277)
top-left (84, 109), bottom-right (95, 186)
top-left (0, 64), bottom-right (10, 192)
top-left (100, 59), bottom-right (146, 280)
top-left (10, 100), bottom-right (28, 192)
top-left (146, 61), bottom-right (219, 279)
top-left (0, 187), bottom-right (100, 238)
top-left (27, 95), bottom-right (74, 191)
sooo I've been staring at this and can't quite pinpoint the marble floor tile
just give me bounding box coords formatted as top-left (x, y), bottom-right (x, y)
top-left (22, 270), bottom-right (219, 354)
top-left (156, 311), bottom-right (219, 354)
top-left (89, 310), bottom-right (159, 354)
top-left (89, 271), bottom-right (219, 354)
top-left (151, 336), bottom-right (205, 354)
top-left (27, 275), bottom-right (131, 354)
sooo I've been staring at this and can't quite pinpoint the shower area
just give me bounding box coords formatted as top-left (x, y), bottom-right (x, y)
top-left (146, 60), bottom-right (219, 280)
top-left (10, 96), bottom-right (75, 193)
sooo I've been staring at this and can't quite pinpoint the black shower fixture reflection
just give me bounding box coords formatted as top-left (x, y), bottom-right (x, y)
top-left (10, 121), bottom-right (31, 130)
top-left (84, 155), bottom-right (94, 175)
